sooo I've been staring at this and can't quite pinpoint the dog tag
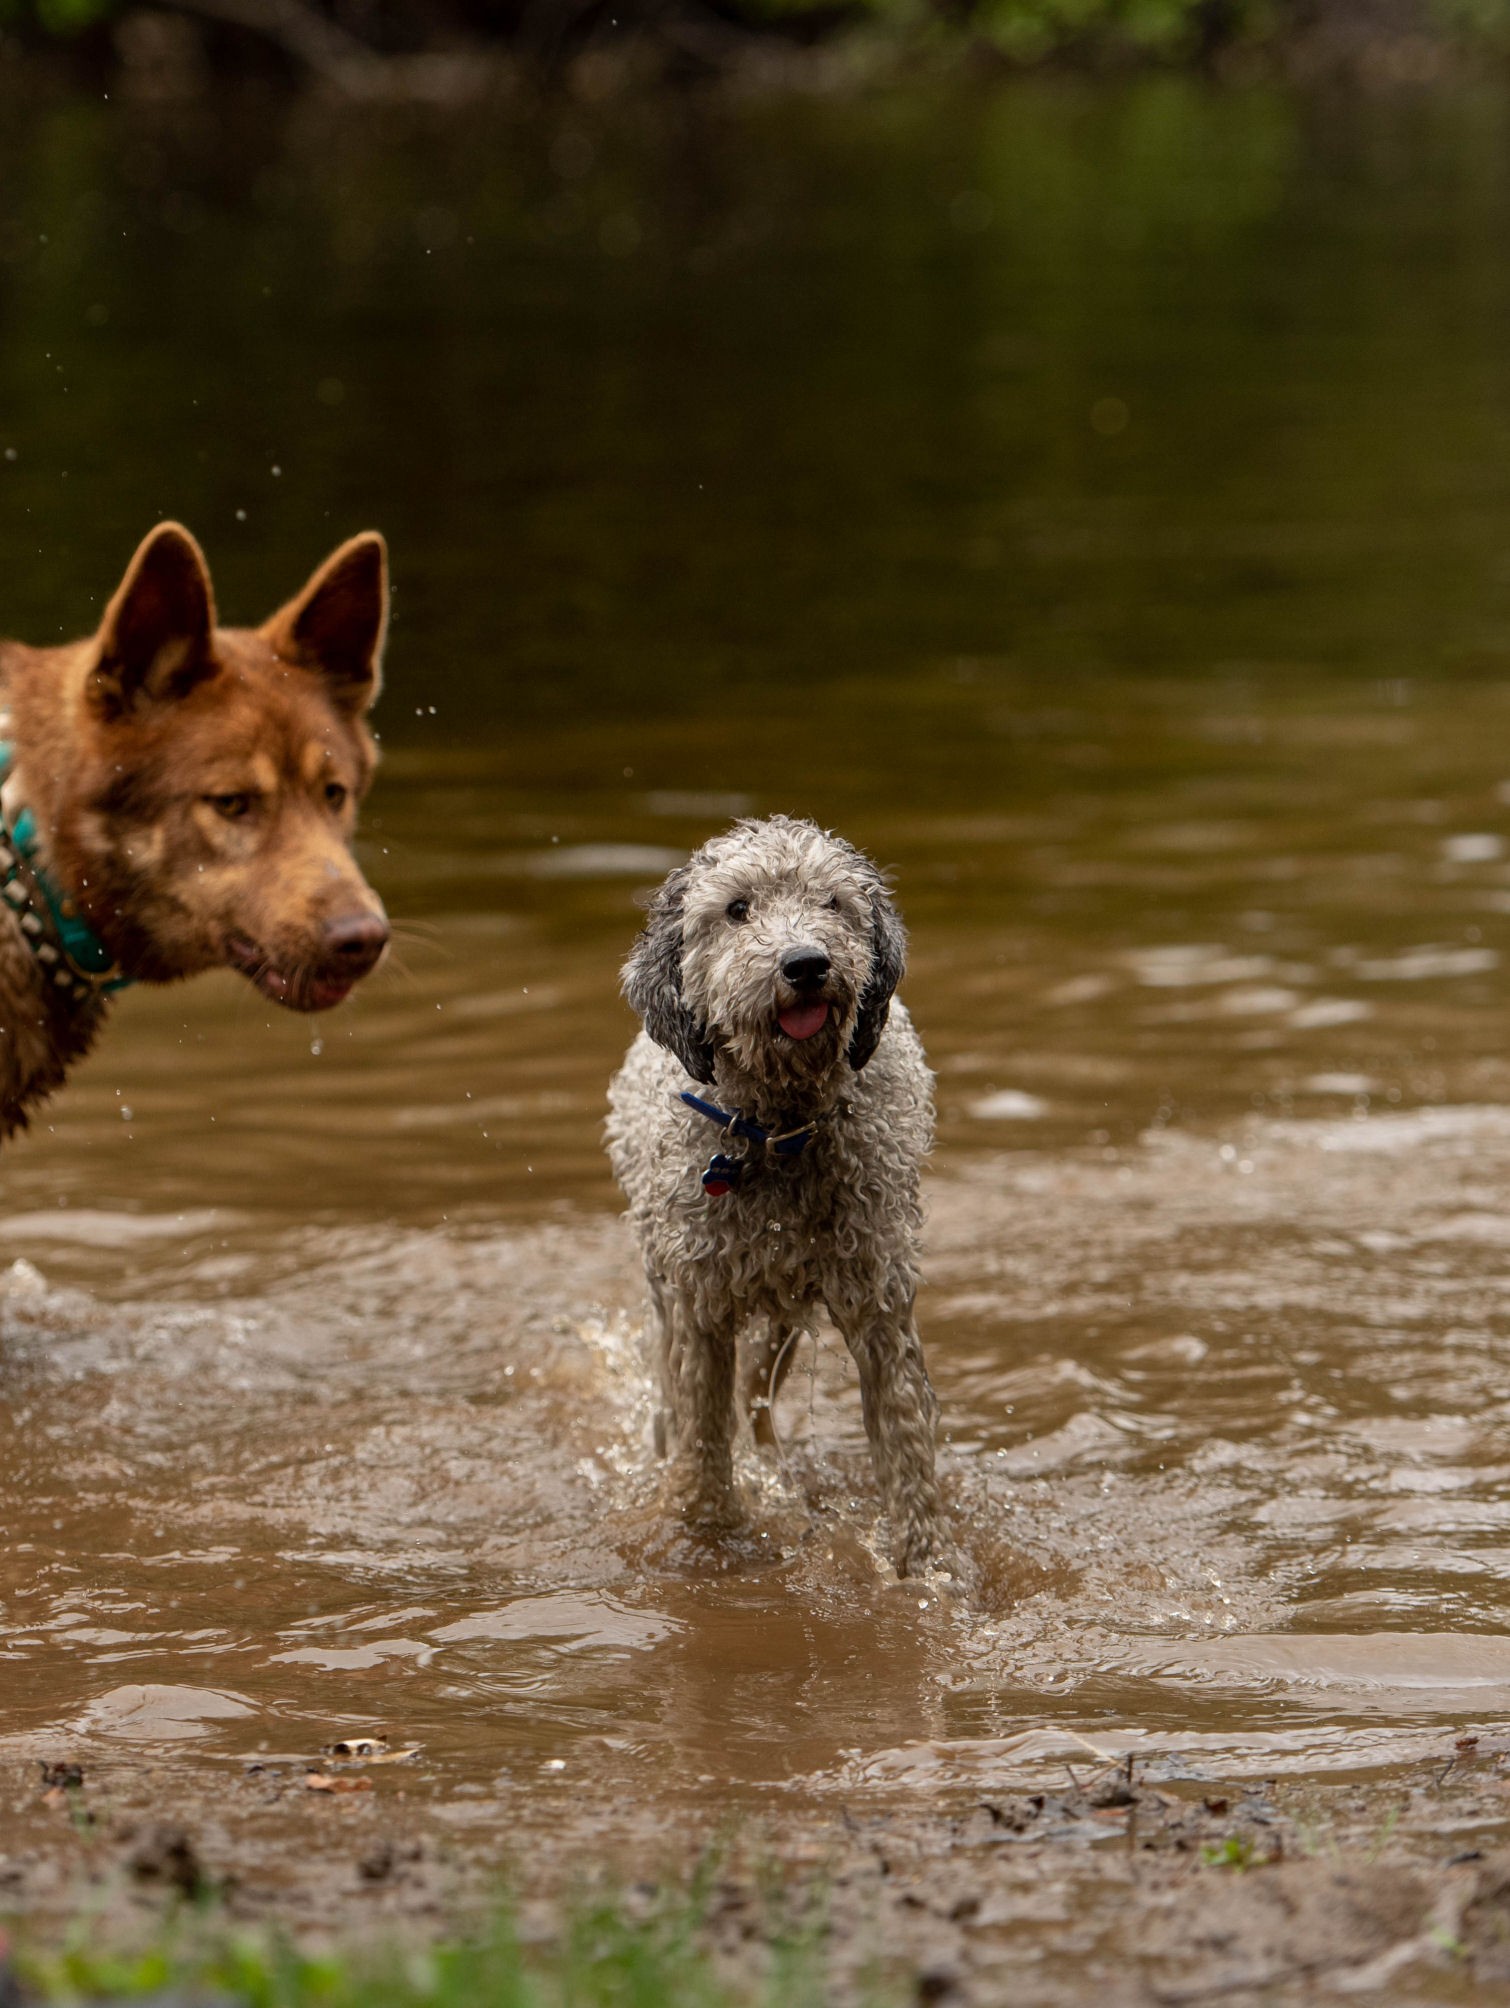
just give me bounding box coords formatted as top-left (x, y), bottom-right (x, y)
top-left (702, 1153), bottom-right (741, 1198)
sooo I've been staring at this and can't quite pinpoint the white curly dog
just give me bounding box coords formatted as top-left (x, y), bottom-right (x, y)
top-left (606, 815), bottom-right (942, 1576)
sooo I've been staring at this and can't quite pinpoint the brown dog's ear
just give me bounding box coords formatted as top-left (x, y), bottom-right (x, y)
top-left (265, 533), bottom-right (388, 714)
top-left (92, 522), bottom-right (217, 719)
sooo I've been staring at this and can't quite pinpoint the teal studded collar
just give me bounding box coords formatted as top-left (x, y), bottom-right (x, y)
top-left (0, 738), bottom-right (133, 1005)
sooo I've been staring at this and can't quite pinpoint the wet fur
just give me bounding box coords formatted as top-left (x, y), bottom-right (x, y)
top-left (607, 815), bottom-right (942, 1576)
top-left (0, 522), bottom-right (388, 1139)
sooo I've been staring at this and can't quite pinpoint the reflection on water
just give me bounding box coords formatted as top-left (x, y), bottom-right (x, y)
top-left (6, 78), bottom-right (1510, 1852)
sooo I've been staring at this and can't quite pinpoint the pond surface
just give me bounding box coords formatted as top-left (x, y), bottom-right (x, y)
top-left (6, 73), bottom-right (1510, 1900)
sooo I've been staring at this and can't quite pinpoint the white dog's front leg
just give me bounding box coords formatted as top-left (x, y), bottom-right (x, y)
top-left (664, 1298), bottom-right (738, 1525)
top-left (834, 1303), bottom-right (941, 1576)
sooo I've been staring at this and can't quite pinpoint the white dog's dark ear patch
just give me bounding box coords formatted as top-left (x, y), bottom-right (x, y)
top-left (848, 878), bottom-right (906, 1073)
top-left (623, 864), bottom-right (716, 1085)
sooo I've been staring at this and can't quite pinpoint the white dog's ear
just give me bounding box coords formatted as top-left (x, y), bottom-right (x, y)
top-left (848, 878), bottom-right (906, 1072)
top-left (623, 865), bottom-right (717, 1085)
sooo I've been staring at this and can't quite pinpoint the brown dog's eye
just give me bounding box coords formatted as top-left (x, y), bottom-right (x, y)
top-left (726, 898), bottom-right (749, 923)
top-left (324, 782), bottom-right (349, 811)
top-left (206, 792), bottom-right (254, 821)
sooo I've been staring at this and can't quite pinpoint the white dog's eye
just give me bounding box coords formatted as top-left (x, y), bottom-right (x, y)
top-left (726, 898), bottom-right (750, 923)
top-left (825, 894), bottom-right (840, 910)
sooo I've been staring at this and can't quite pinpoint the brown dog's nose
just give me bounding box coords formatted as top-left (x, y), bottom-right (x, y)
top-left (324, 912), bottom-right (389, 975)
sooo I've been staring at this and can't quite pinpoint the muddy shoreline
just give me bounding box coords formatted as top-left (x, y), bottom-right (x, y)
top-left (11, 1732), bottom-right (1510, 2002)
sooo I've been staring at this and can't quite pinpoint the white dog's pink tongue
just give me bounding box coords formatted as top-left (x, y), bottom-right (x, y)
top-left (778, 1001), bottom-right (830, 1041)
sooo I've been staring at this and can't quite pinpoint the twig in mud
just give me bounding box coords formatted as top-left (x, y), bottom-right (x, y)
top-left (1063, 1728), bottom-right (1117, 1764)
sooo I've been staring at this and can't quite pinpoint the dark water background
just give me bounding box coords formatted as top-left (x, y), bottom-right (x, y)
top-left (8, 77), bottom-right (1510, 1850)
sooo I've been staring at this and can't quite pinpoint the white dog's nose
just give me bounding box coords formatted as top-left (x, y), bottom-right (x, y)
top-left (782, 946), bottom-right (830, 988)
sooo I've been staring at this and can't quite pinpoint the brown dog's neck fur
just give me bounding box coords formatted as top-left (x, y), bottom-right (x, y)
top-left (0, 642), bottom-right (110, 1135)
top-left (2, 635), bottom-right (111, 895)
top-left (0, 928), bottom-right (108, 1139)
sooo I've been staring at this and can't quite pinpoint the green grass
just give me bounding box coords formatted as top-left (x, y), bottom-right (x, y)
top-left (10, 1873), bottom-right (863, 2008)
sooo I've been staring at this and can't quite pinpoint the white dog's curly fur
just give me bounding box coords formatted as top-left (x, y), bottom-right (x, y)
top-left (606, 815), bottom-right (942, 1575)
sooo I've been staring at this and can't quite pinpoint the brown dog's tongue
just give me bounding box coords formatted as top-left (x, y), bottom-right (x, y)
top-left (778, 1001), bottom-right (830, 1041)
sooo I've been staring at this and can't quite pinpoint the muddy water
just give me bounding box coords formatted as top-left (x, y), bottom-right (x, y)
top-left (7, 77), bottom-right (1510, 1912)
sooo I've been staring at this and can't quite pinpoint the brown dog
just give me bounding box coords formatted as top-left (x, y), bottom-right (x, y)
top-left (0, 522), bottom-right (390, 1139)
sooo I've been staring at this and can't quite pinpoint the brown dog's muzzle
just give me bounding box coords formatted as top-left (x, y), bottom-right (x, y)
top-left (227, 901), bottom-right (389, 1013)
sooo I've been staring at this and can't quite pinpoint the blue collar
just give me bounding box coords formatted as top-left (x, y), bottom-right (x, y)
top-left (680, 1090), bottom-right (819, 1198)
top-left (0, 739), bottom-right (133, 1005)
